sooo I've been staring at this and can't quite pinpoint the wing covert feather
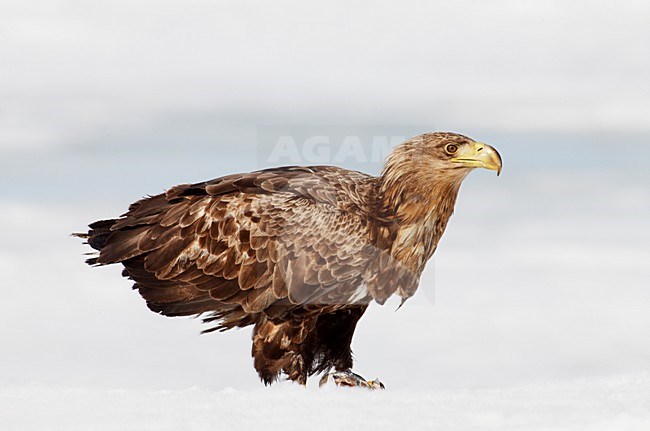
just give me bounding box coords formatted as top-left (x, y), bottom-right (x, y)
top-left (96, 167), bottom-right (415, 328)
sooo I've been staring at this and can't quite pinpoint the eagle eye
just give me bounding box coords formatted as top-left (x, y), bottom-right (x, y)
top-left (445, 144), bottom-right (459, 155)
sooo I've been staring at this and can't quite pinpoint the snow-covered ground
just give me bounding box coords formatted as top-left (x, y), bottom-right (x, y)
top-left (2, 374), bottom-right (649, 431)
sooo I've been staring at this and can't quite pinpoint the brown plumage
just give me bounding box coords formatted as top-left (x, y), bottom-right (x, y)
top-left (76, 132), bottom-right (502, 386)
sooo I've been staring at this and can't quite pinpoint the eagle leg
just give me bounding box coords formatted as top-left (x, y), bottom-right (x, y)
top-left (318, 370), bottom-right (385, 390)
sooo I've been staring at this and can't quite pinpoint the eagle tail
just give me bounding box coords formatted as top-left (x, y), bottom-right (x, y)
top-left (72, 219), bottom-right (117, 265)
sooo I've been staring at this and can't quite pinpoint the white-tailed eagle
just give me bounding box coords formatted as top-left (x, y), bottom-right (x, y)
top-left (76, 132), bottom-right (502, 389)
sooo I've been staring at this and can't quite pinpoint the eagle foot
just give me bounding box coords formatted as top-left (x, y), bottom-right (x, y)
top-left (318, 370), bottom-right (385, 390)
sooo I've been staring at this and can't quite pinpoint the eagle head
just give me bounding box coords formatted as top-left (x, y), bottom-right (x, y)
top-left (381, 132), bottom-right (502, 191)
top-left (407, 132), bottom-right (502, 177)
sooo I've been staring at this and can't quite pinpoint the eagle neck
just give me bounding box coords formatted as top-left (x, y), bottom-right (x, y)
top-left (376, 170), bottom-right (465, 273)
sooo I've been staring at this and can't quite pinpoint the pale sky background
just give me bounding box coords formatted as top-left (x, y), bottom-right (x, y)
top-left (2, 0), bottom-right (649, 150)
top-left (1, 0), bottom-right (649, 393)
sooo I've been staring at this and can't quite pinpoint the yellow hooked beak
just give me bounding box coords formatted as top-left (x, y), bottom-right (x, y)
top-left (451, 142), bottom-right (502, 176)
